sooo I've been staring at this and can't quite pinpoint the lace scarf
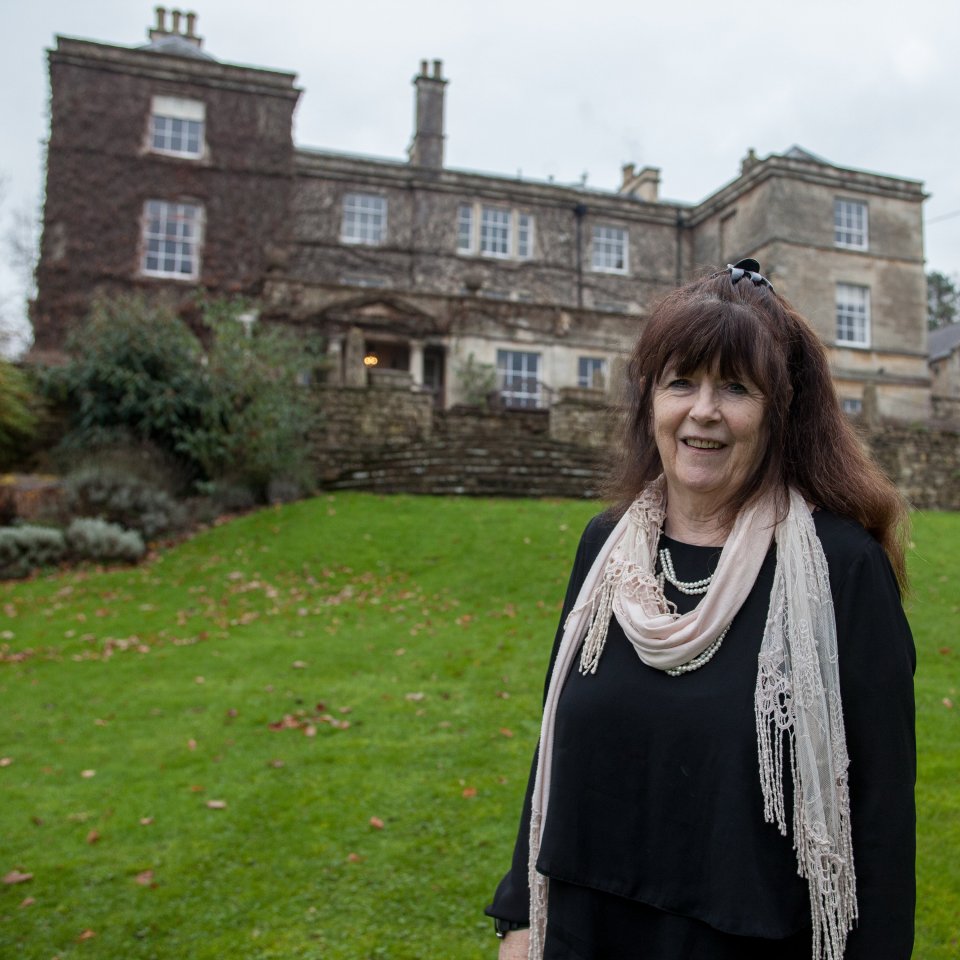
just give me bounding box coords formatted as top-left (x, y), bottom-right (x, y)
top-left (527, 480), bottom-right (856, 960)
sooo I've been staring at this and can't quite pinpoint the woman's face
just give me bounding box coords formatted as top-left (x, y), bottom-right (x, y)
top-left (652, 364), bottom-right (767, 512)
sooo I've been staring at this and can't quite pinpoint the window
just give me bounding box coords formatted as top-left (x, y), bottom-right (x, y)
top-left (835, 283), bottom-right (871, 347)
top-left (834, 199), bottom-right (868, 250)
top-left (578, 357), bottom-right (607, 389)
top-left (457, 203), bottom-right (534, 259)
top-left (341, 193), bottom-right (387, 245)
top-left (592, 225), bottom-right (628, 273)
top-left (150, 96), bottom-right (205, 159)
top-left (841, 397), bottom-right (863, 415)
top-left (141, 200), bottom-right (203, 279)
top-left (497, 350), bottom-right (541, 408)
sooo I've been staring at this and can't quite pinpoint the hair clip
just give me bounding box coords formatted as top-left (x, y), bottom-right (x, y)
top-left (724, 258), bottom-right (775, 293)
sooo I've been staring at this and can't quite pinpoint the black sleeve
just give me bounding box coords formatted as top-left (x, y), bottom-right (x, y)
top-left (484, 515), bottom-right (608, 925)
top-left (833, 541), bottom-right (916, 959)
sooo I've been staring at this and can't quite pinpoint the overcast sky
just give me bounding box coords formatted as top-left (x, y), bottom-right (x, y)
top-left (3, 0), bottom-right (959, 351)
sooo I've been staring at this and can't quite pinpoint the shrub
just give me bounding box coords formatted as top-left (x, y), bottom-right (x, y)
top-left (266, 477), bottom-right (304, 505)
top-left (179, 300), bottom-right (323, 497)
top-left (40, 295), bottom-right (323, 498)
top-left (62, 467), bottom-right (185, 540)
top-left (455, 353), bottom-right (498, 407)
top-left (0, 525), bottom-right (65, 579)
top-left (0, 360), bottom-right (41, 468)
top-left (64, 518), bottom-right (145, 563)
top-left (38, 295), bottom-right (211, 480)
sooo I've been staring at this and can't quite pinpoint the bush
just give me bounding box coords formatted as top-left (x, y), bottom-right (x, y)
top-left (0, 360), bottom-right (41, 468)
top-left (179, 301), bottom-right (323, 497)
top-left (0, 525), bottom-right (66, 579)
top-left (38, 295), bottom-right (212, 480)
top-left (39, 295), bottom-right (323, 498)
top-left (62, 467), bottom-right (185, 540)
top-left (64, 517), bottom-right (145, 563)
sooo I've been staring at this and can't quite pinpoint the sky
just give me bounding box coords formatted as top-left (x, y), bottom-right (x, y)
top-left (3, 0), bottom-right (959, 352)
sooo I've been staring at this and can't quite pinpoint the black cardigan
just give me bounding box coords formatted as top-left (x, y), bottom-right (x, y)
top-left (487, 509), bottom-right (916, 957)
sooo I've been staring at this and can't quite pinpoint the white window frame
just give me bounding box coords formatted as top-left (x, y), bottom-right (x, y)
top-left (496, 349), bottom-right (541, 408)
top-left (591, 224), bottom-right (629, 274)
top-left (457, 203), bottom-right (534, 260)
top-left (578, 356), bottom-right (607, 389)
top-left (834, 199), bottom-right (868, 250)
top-left (835, 283), bottom-right (871, 348)
top-left (149, 96), bottom-right (205, 159)
top-left (841, 397), bottom-right (863, 415)
top-left (341, 192), bottom-right (387, 246)
top-left (141, 200), bottom-right (203, 280)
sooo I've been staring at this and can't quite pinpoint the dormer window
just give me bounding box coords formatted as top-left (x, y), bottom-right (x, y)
top-left (149, 96), bottom-right (205, 159)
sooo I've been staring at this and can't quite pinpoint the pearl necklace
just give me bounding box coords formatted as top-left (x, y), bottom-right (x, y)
top-left (658, 547), bottom-right (712, 594)
top-left (657, 545), bottom-right (729, 676)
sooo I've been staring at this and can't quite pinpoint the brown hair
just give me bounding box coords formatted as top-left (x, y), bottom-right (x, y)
top-left (605, 268), bottom-right (909, 587)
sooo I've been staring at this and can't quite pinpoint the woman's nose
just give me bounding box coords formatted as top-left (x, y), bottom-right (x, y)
top-left (689, 385), bottom-right (720, 421)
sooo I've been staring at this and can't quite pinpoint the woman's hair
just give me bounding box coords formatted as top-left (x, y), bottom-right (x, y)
top-left (605, 267), bottom-right (909, 587)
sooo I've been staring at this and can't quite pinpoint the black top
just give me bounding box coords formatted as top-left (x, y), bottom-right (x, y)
top-left (487, 509), bottom-right (916, 958)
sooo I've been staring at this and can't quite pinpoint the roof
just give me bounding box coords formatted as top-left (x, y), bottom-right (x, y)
top-left (929, 323), bottom-right (960, 362)
top-left (138, 35), bottom-right (217, 61)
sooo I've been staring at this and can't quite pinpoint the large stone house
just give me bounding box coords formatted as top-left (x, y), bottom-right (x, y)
top-left (31, 10), bottom-right (930, 421)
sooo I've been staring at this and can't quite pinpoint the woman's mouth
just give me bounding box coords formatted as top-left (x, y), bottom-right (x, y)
top-left (682, 438), bottom-right (725, 450)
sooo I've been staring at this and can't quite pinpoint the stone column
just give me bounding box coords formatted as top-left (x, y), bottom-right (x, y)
top-left (343, 326), bottom-right (366, 387)
top-left (409, 339), bottom-right (424, 386)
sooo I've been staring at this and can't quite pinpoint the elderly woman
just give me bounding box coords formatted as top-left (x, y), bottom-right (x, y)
top-left (486, 261), bottom-right (915, 960)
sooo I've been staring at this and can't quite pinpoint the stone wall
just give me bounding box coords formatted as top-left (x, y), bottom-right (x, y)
top-left (312, 381), bottom-right (960, 509)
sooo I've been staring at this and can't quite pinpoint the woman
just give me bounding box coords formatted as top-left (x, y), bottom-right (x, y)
top-left (486, 260), bottom-right (916, 960)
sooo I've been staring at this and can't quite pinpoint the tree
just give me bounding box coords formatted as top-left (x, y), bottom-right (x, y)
top-left (927, 270), bottom-right (959, 330)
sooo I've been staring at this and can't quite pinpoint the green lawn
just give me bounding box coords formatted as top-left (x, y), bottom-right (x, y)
top-left (0, 495), bottom-right (956, 959)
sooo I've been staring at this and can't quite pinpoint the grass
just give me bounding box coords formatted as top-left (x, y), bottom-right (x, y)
top-left (0, 494), bottom-right (956, 959)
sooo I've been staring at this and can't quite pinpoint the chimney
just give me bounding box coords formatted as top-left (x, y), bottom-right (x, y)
top-left (148, 7), bottom-right (203, 49)
top-left (619, 165), bottom-right (660, 202)
top-left (408, 59), bottom-right (448, 170)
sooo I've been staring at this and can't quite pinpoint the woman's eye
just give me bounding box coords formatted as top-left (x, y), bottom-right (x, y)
top-left (726, 382), bottom-right (748, 394)
top-left (668, 378), bottom-right (692, 389)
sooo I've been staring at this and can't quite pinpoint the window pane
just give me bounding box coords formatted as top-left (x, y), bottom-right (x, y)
top-left (141, 200), bottom-right (202, 279)
top-left (342, 193), bottom-right (387, 245)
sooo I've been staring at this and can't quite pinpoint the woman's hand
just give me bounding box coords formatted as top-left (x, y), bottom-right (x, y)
top-left (498, 928), bottom-right (529, 960)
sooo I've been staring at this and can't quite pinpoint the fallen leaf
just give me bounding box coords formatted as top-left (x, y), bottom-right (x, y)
top-left (346, 852), bottom-right (364, 863)
top-left (139, 817), bottom-right (154, 826)
top-left (134, 870), bottom-right (154, 886)
top-left (187, 739), bottom-right (197, 751)
top-left (77, 929), bottom-right (96, 941)
top-left (303, 724), bottom-right (317, 737)
top-left (499, 728), bottom-right (514, 738)
top-left (206, 800), bottom-right (227, 810)
top-left (462, 786), bottom-right (478, 798)
top-left (268, 759), bottom-right (285, 768)
top-left (195, 676), bottom-right (205, 684)
top-left (80, 770), bottom-right (96, 779)
top-left (369, 816), bottom-right (385, 829)
top-left (189, 785), bottom-right (205, 793)
top-left (938, 647), bottom-right (952, 655)
top-left (2, 870), bottom-right (33, 885)
top-left (86, 830), bottom-right (100, 845)
top-left (405, 692), bottom-right (425, 702)
top-left (0, 757), bottom-right (12, 767)
top-left (944, 698), bottom-right (954, 709)
top-left (19, 897), bottom-right (35, 908)
top-left (292, 660), bottom-right (308, 669)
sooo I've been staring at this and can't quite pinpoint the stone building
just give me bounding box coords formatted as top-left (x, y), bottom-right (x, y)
top-left (31, 10), bottom-right (930, 420)
top-left (929, 322), bottom-right (960, 420)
